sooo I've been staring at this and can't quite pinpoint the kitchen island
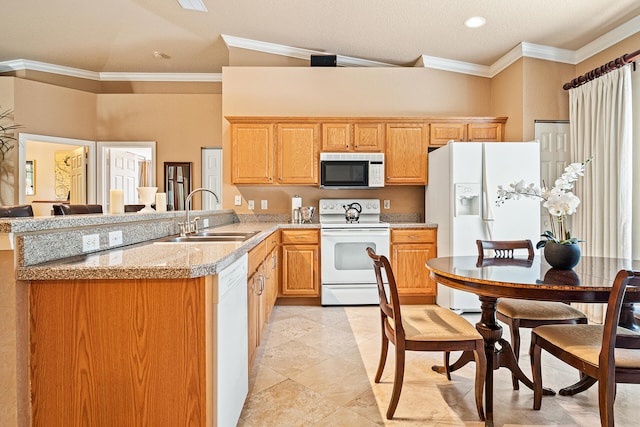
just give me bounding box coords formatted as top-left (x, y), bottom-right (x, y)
top-left (1, 212), bottom-right (433, 426)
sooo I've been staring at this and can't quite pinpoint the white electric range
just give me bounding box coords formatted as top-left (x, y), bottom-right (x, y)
top-left (319, 198), bottom-right (390, 305)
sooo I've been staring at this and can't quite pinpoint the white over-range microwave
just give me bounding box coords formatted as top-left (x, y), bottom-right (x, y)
top-left (319, 152), bottom-right (385, 189)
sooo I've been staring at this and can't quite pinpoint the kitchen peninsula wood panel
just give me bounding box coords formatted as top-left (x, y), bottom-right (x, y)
top-left (30, 277), bottom-right (211, 426)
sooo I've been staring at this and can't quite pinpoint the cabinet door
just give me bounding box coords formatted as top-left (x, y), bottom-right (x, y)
top-left (322, 123), bottom-right (351, 151)
top-left (247, 272), bottom-right (261, 369)
top-left (429, 123), bottom-right (467, 146)
top-left (385, 123), bottom-right (428, 184)
top-left (231, 124), bottom-right (274, 184)
top-left (277, 124), bottom-right (319, 184)
top-left (468, 123), bottom-right (503, 142)
top-left (354, 123), bottom-right (384, 151)
top-left (391, 243), bottom-right (436, 295)
top-left (281, 244), bottom-right (319, 296)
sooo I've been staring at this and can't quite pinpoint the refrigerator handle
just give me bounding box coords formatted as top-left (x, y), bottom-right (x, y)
top-left (481, 145), bottom-right (495, 240)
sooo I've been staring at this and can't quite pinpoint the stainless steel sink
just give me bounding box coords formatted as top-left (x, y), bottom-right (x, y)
top-left (159, 231), bottom-right (259, 243)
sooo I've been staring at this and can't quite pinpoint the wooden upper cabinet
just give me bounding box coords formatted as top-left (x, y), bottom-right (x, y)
top-left (231, 123), bottom-right (274, 184)
top-left (385, 123), bottom-right (428, 184)
top-left (468, 122), bottom-right (503, 142)
top-left (430, 123), bottom-right (467, 145)
top-left (321, 122), bottom-right (384, 152)
top-left (429, 119), bottom-right (506, 147)
top-left (276, 123), bottom-right (319, 185)
top-left (322, 123), bottom-right (352, 151)
top-left (354, 123), bottom-right (384, 151)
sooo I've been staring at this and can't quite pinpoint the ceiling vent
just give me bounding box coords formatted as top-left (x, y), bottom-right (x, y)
top-left (177, 0), bottom-right (208, 12)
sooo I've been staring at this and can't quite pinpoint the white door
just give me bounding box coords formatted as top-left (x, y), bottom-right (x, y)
top-left (69, 146), bottom-right (86, 203)
top-left (201, 148), bottom-right (222, 210)
top-left (110, 149), bottom-right (139, 204)
top-left (535, 121), bottom-right (571, 235)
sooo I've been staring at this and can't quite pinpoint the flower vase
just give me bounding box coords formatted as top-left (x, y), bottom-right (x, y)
top-left (543, 242), bottom-right (581, 270)
top-left (136, 187), bottom-right (157, 213)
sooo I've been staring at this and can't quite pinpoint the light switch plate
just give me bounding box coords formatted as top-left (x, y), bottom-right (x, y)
top-left (248, 200), bottom-right (255, 210)
top-left (234, 195), bottom-right (242, 206)
top-left (384, 200), bottom-right (390, 209)
top-left (261, 200), bottom-right (268, 210)
top-left (203, 218), bottom-right (209, 228)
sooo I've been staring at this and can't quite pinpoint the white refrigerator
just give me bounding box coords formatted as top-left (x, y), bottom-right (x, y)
top-left (426, 142), bottom-right (540, 312)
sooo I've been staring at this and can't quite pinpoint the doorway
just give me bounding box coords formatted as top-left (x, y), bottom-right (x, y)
top-left (535, 120), bottom-right (571, 235)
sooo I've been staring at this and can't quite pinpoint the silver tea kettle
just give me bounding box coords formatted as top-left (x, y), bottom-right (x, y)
top-left (342, 202), bottom-right (362, 223)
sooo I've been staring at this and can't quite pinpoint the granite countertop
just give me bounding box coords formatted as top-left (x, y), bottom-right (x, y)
top-left (16, 221), bottom-right (434, 281)
top-left (17, 222), bottom-right (318, 281)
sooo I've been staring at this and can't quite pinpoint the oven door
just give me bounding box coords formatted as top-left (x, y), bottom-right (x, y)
top-left (321, 228), bottom-right (390, 285)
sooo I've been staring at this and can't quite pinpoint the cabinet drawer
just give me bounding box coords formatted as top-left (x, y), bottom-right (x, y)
top-left (248, 239), bottom-right (267, 274)
top-left (266, 230), bottom-right (280, 253)
top-left (281, 229), bottom-right (319, 245)
top-left (391, 228), bottom-right (436, 244)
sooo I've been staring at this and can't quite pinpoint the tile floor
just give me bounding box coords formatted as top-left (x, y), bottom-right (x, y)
top-left (239, 305), bottom-right (636, 426)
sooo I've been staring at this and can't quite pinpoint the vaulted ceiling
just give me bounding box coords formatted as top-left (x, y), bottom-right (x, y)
top-left (2, 1), bottom-right (639, 75)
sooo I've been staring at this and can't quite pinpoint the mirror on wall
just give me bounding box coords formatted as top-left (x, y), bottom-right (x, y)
top-left (165, 162), bottom-right (191, 211)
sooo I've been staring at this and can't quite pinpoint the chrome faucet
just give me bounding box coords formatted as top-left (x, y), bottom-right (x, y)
top-left (181, 188), bottom-right (220, 236)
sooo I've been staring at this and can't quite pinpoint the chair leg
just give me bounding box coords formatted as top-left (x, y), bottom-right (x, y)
top-left (375, 331), bottom-right (389, 383)
top-left (598, 374), bottom-right (616, 427)
top-left (508, 319), bottom-right (521, 390)
top-left (443, 352), bottom-right (451, 380)
top-left (531, 339), bottom-right (543, 410)
top-left (472, 347), bottom-right (486, 421)
top-left (386, 343), bottom-right (405, 419)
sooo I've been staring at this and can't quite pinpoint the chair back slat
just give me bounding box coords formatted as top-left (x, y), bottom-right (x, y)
top-left (367, 247), bottom-right (404, 339)
top-left (477, 239), bottom-right (534, 263)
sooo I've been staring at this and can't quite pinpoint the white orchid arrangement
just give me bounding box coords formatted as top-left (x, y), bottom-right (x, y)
top-left (496, 158), bottom-right (592, 248)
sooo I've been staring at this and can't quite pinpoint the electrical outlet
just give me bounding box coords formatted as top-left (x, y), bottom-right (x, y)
top-left (248, 200), bottom-right (255, 210)
top-left (234, 195), bottom-right (242, 206)
top-left (82, 234), bottom-right (100, 252)
top-left (202, 218), bottom-right (209, 228)
top-left (108, 230), bottom-right (123, 247)
top-left (261, 200), bottom-right (268, 210)
top-left (384, 200), bottom-right (390, 209)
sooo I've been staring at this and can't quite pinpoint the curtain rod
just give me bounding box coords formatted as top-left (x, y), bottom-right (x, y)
top-left (563, 48), bottom-right (640, 90)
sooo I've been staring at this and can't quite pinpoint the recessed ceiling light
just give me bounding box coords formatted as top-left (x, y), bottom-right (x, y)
top-left (464, 16), bottom-right (486, 28)
top-left (177, 0), bottom-right (208, 12)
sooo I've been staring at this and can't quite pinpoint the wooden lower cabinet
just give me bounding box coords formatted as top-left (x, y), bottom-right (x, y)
top-left (248, 231), bottom-right (280, 368)
top-left (390, 228), bottom-right (437, 303)
top-left (280, 229), bottom-right (320, 298)
top-left (29, 277), bottom-right (211, 426)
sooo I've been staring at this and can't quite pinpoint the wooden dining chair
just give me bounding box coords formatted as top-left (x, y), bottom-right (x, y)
top-left (366, 247), bottom-right (486, 421)
top-left (476, 239), bottom-right (588, 390)
top-left (531, 269), bottom-right (640, 426)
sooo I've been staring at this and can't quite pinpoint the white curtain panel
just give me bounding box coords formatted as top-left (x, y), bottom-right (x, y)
top-left (569, 65), bottom-right (633, 323)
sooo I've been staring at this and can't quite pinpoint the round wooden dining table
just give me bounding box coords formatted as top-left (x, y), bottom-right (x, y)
top-left (426, 255), bottom-right (640, 424)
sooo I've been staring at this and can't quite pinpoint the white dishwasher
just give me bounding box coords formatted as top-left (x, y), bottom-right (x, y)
top-left (216, 253), bottom-right (248, 427)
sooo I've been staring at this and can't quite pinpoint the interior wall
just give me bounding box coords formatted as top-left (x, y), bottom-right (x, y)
top-left (575, 32), bottom-right (640, 75)
top-left (221, 66), bottom-right (493, 216)
top-left (96, 94), bottom-right (222, 208)
top-left (522, 58), bottom-right (575, 141)
top-left (490, 58), bottom-right (524, 141)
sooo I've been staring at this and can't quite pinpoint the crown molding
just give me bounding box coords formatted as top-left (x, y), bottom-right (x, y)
top-left (574, 14), bottom-right (640, 63)
top-left (415, 55), bottom-right (490, 77)
top-left (221, 34), bottom-right (395, 67)
top-left (0, 58), bottom-right (222, 82)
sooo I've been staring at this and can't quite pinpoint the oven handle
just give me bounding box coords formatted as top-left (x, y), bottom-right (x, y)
top-left (321, 229), bottom-right (390, 236)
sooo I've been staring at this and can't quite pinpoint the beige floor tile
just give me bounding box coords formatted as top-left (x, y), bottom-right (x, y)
top-left (241, 305), bottom-right (638, 427)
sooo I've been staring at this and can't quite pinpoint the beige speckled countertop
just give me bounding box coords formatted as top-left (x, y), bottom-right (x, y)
top-left (16, 221), bottom-right (435, 281)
